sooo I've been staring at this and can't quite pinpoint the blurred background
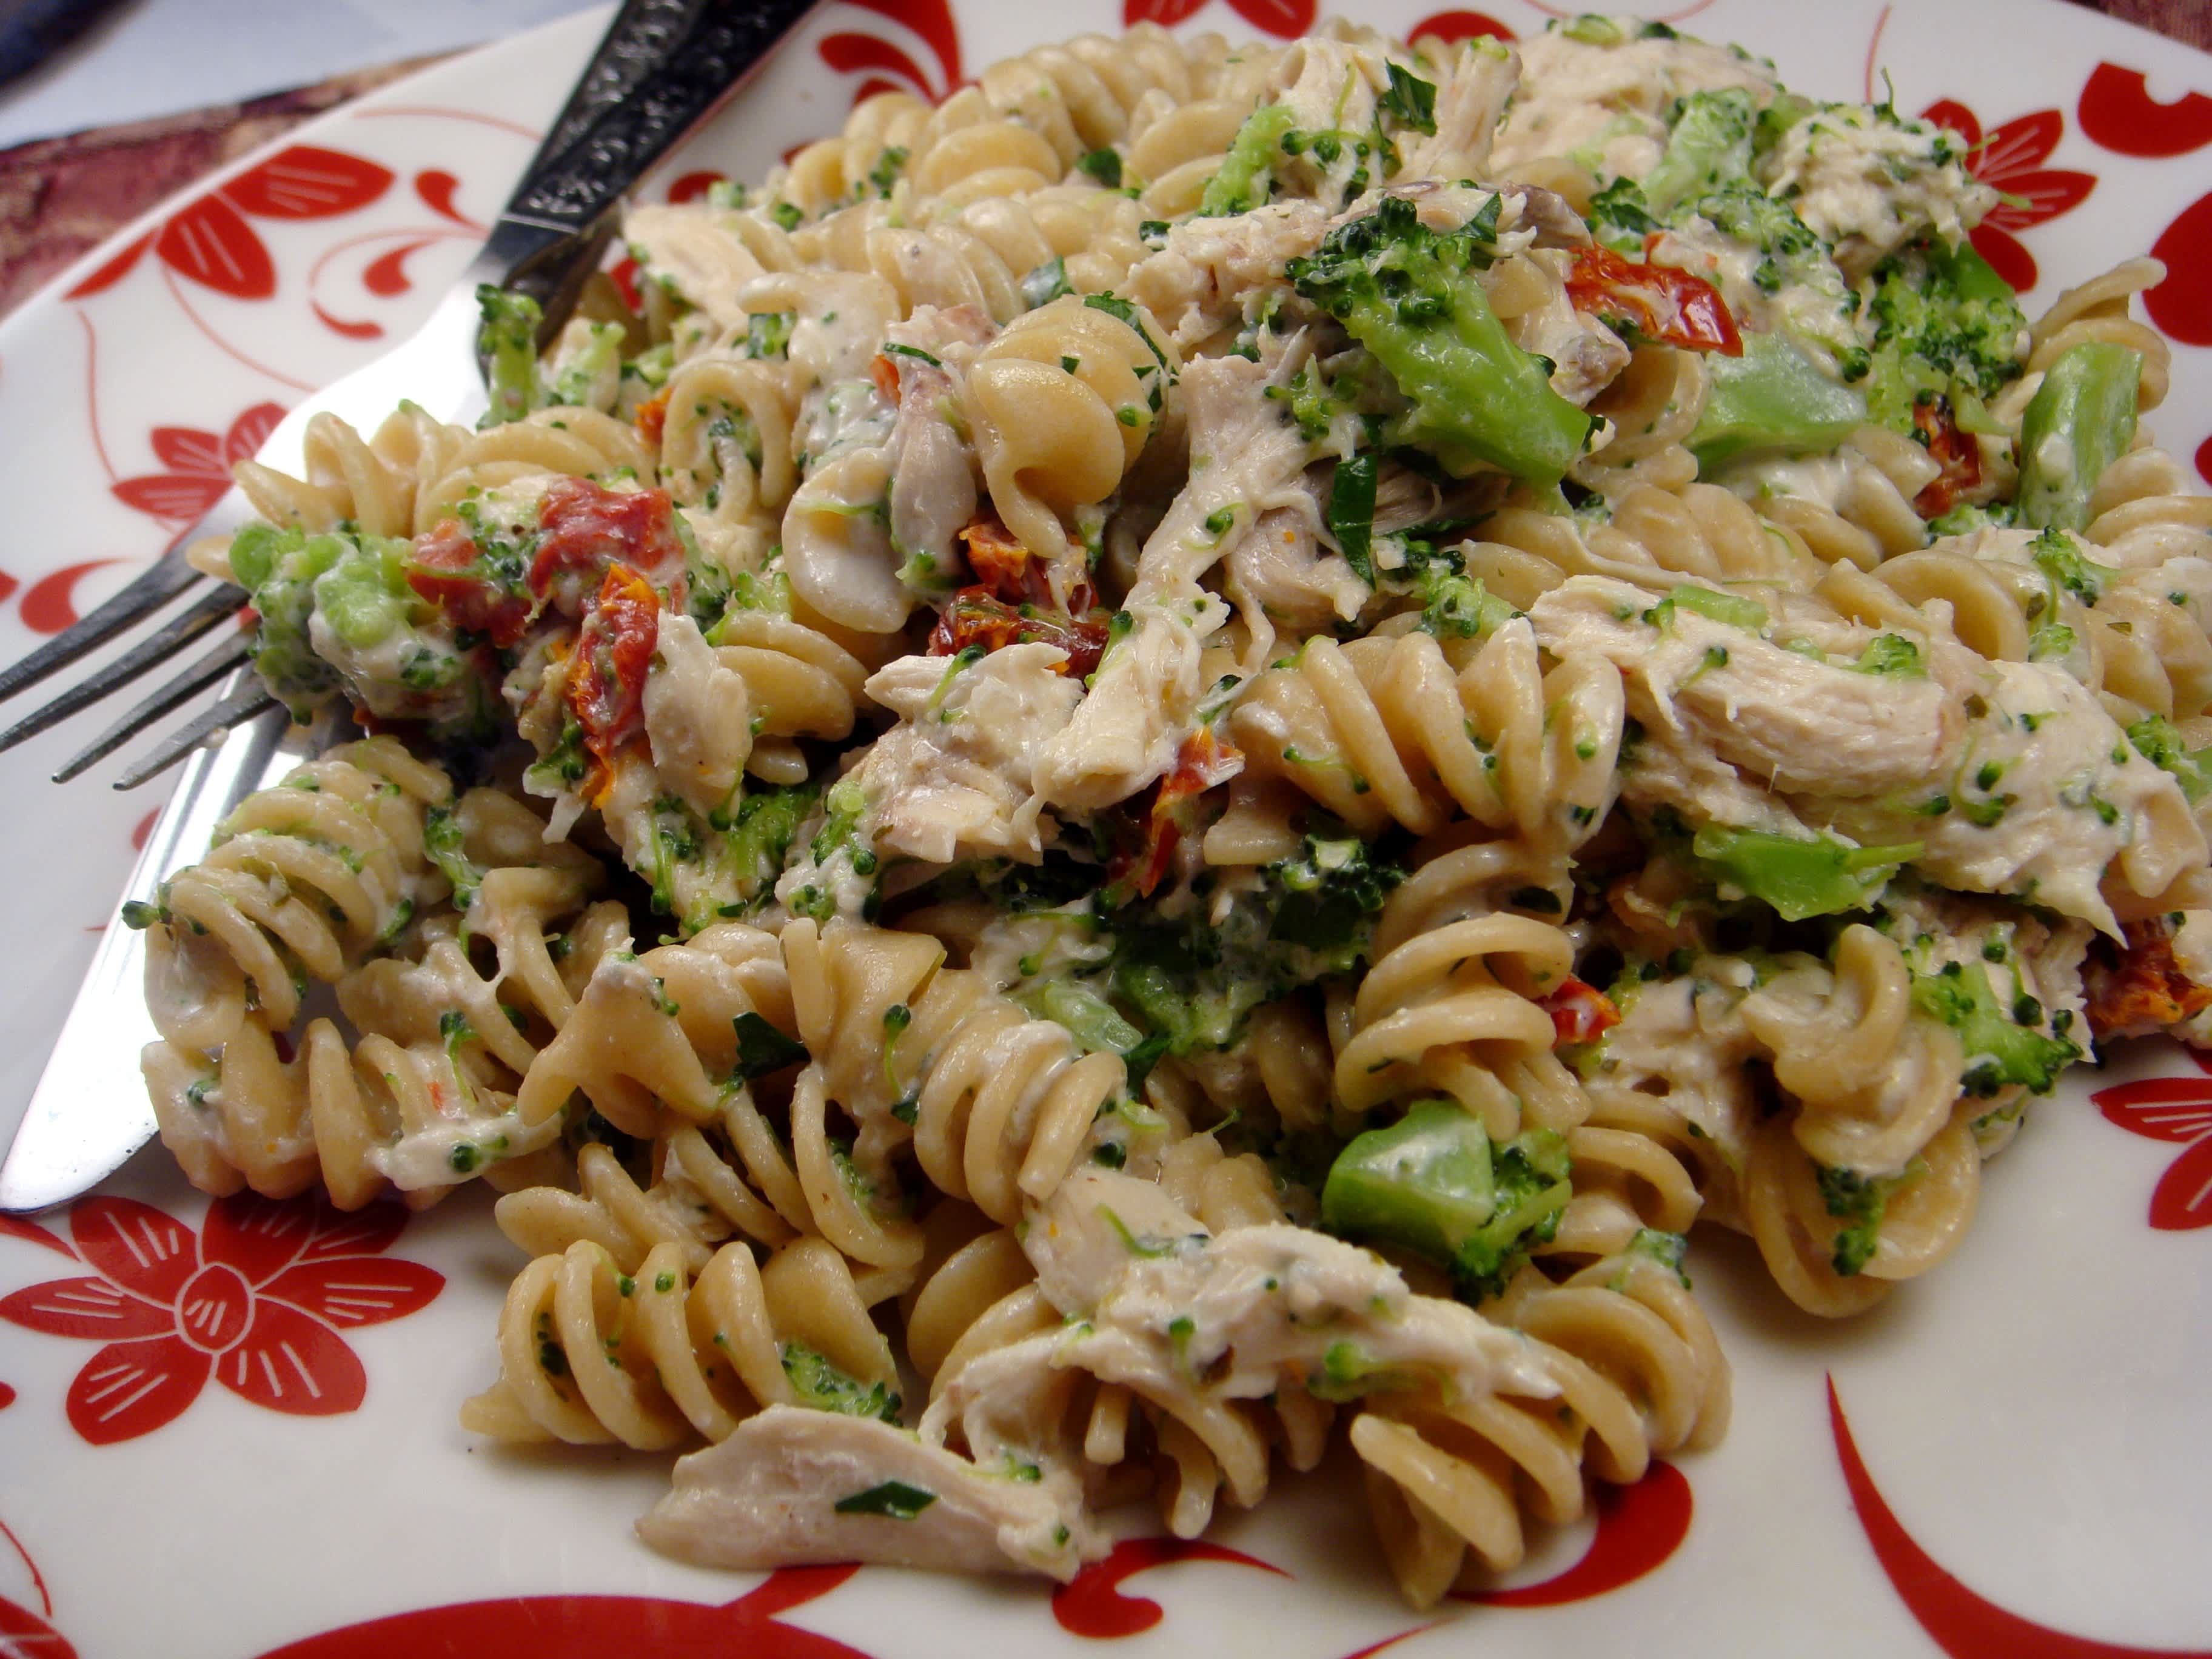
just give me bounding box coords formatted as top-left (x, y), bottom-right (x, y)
top-left (0, 0), bottom-right (2202, 318)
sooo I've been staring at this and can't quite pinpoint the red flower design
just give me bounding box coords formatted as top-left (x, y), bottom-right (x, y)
top-left (2093, 1053), bottom-right (2212, 1231)
top-left (1406, 10), bottom-right (1516, 43)
top-left (256, 1564), bottom-right (868, 1659)
top-left (0, 1193), bottom-right (441, 1445)
top-left (1919, 99), bottom-right (2097, 292)
top-left (1830, 1376), bottom-right (2212, 1658)
top-left (1053, 1538), bottom-right (1287, 1638)
top-left (65, 145), bottom-right (395, 303)
top-left (110, 401), bottom-right (286, 525)
top-left (1122, 0), bottom-right (1315, 38)
top-left (2078, 63), bottom-right (2212, 159)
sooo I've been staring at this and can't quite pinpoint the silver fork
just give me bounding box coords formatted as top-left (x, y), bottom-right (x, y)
top-left (0, 0), bottom-right (819, 790)
top-left (0, 0), bottom-right (822, 1214)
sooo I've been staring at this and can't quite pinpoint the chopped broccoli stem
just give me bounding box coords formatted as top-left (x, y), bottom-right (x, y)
top-left (1690, 825), bottom-right (1920, 920)
top-left (477, 285), bottom-right (544, 427)
top-left (1319, 1102), bottom-right (1570, 1303)
top-left (1908, 959), bottom-right (2081, 1096)
top-left (1289, 196), bottom-right (1595, 489)
top-left (1689, 332), bottom-right (1868, 469)
top-left (2017, 341), bottom-right (2142, 532)
top-left (1199, 104), bottom-right (1297, 218)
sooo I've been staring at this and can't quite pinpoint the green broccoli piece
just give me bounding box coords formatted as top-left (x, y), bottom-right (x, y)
top-left (1692, 183), bottom-right (1863, 370)
top-left (2017, 341), bottom-right (2142, 532)
top-left (1908, 959), bottom-right (2082, 1096)
top-left (229, 521), bottom-right (418, 716)
top-left (1643, 89), bottom-right (1757, 215)
top-left (2127, 714), bottom-right (2212, 804)
top-left (1862, 240), bottom-right (2028, 436)
top-left (715, 780), bottom-right (819, 907)
top-left (1415, 563), bottom-right (1516, 640)
top-left (1289, 196), bottom-right (1596, 489)
top-left (1101, 825), bottom-right (1404, 1059)
top-left (1319, 1102), bottom-right (1571, 1304)
top-left (1817, 1161), bottom-right (1922, 1277)
top-left (1586, 177), bottom-right (1662, 255)
top-left (420, 805), bottom-right (484, 914)
top-left (1691, 825), bottom-right (1920, 920)
top-left (477, 285), bottom-right (544, 427)
top-left (1199, 103), bottom-right (1298, 217)
top-left (548, 320), bottom-right (626, 409)
top-left (1689, 332), bottom-right (1869, 469)
top-left (780, 1341), bottom-right (901, 1423)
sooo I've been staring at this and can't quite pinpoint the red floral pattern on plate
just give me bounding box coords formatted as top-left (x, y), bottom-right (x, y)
top-left (1124, 0), bottom-right (1317, 40)
top-left (1453, 1462), bottom-right (1694, 1607)
top-left (2091, 1050), bottom-right (2212, 1230)
top-left (0, 1193), bottom-right (442, 1444)
top-left (818, 0), bottom-right (965, 102)
top-left (2078, 64), bottom-right (2212, 158)
top-left (1053, 1538), bottom-right (1287, 1638)
top-left (109, 401), bottom-right (286, 526)
top-left (1406, 10), bottom-right (1516, 42)
top-left (1, 1515), bottom-right (75, 1659)
top-left (1829, 1376), bottom-right (2212, 1657)
top-left (1919, 98), bottom-right (2096, 292)
top-left (64, 146), bottom-right (395, 304)
top-left (256, 1563), bottom-right (870, 1658)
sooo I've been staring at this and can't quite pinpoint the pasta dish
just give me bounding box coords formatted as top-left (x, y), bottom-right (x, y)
top-left (121, 12), bottom-right (2212, 1607)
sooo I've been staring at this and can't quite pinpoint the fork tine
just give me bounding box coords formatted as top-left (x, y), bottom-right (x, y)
top-left (113, 683), bottom-right (282, 791)
top-left (53, 631), bottom-right (258, 783)
top-left (0, 585), bottom-right (247, 758)
top-left (0, 557), bottom-right (209, 708)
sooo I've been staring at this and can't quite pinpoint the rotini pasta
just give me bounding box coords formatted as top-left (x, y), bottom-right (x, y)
top-left (122, 8), bottom-right (2212, 1615)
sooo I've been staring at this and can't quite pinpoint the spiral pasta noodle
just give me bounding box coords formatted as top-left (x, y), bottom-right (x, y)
top-left (1350, 1248), bottom-right (1730, 1609)
top-left (461, 1236), bottom-right (899, 1449)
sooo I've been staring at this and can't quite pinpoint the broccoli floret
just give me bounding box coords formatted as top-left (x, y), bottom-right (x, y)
top-left (1319, 1102), bottom-right (1571, 1304)
top-left (1104, 827), bottom-right (1404, 1058)
top-left (1289, 196), bottom-right (1596, 489)
top-left (229, 521), bottom-right (426, 717)
top-left (1586, 177), bottom-right (1662, 255)
top-left (477, 285), bottom-right (544, 427)
top-left (1908, 959), bottom-right (2082, 1096)
top-left (1692, 183), bottom-right (1863, 369)
top-left (716, 780), bottom-right (819, 907)
top-left (1644, 89), bottom-right (1757, 215)
top-left (1817, 1161), bottom-right (1922, 1277)
top-left (2127, 714), bottom-right (2212, 803)
top-left (1414, 562), bottom-right (1515, 640)
top-left (780, 1341), bottom-right (901, 1423)
top-left (1199, 104), bottom-right (1298, 217)
top-left (1862, 239), bottom-right (2028, 436)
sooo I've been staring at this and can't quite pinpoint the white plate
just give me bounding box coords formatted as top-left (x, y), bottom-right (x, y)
top-left (1, 3), bottom-right (2210, 1654)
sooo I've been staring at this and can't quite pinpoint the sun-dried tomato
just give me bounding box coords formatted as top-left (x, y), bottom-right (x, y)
top-left (956, 509), bottom-right (1098, 614)
top-left (403, 518), bottom-right (535, 646)
top-left (1107, 728), bottom-right (1244, 902)
top-left (869, 352), bottom-right (901, 405)
top-left (2086, 919), bottom-right (2212, 1041)
top-left (565, 562), bottom-right (660, 802)
top-left (633, 389), bottom-right (670, 448)
top-left (926, 588), bottom-right (1112, 680)
top-left (1911, 394), bottom-right (1983, 518)
top-left (531, 475), bottom-right (688, 617)
top-left (1566, 246), bottom-right (1744, 355)
top-left (1538, 976), bottom-right (1623, 1047)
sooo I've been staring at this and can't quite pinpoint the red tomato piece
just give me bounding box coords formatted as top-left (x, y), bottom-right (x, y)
top-left (926, 588), bottom-right (1113, 680)
top-left (1538, 976), bottom-right (1621, 1047)
top-left (2086, 919), bottom-right (2212, 1041)
top-left (1566, 246), bottom-right (1744, 356)
top-left (532, 475), bottom-right (688, 617)
top-left (870, 352), bottom-right (902, 405)
top-left (403, 518), bottom-right (535, 646)
top-left (1110, 728), bottom-right (1244, 902)
top-left (565, 561), bottom-right (660, 801)
top-left (1910, 394), bottom-right (1983, 518)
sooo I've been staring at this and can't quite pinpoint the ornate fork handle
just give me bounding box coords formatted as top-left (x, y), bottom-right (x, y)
top-left (484, 0), bottom-right (819, 311)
